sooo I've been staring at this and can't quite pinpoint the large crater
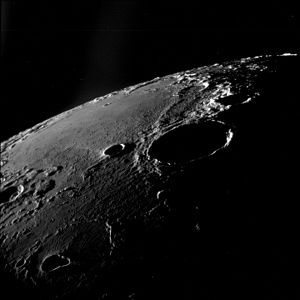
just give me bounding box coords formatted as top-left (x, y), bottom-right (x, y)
top-left (148, 121), bottom-right (230, 163)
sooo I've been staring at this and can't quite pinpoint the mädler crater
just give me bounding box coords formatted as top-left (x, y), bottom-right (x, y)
top-left (0, 54), bottom-right (299, 299)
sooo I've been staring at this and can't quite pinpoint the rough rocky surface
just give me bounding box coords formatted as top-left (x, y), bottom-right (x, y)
top-left (0, 54), bottom-right (299, 299)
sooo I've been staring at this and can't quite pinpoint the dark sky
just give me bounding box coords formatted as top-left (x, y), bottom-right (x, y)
top-left (1, 0), bottom-right (299, 141)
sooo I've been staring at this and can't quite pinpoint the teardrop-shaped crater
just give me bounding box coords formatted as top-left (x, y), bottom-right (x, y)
top-left (0, 186), bottom-right (19, 204)
top-left (148, 121), bottom-right (231, 163)
top-left (40, 254), bottom-right (70, 273)
top-left (103, 143), bottom-right (135, 158)
top-left (104, 144), bottom-right (125, 156)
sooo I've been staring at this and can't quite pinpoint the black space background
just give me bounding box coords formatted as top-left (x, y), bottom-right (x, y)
top-left (1, 0), bottom-right (299, 141)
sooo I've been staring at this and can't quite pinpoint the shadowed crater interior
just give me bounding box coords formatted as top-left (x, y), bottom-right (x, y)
top-left (0, 186), bottom-right (18, 204)
top-left (216, 93), bottom-right (248, 105)
top-left (40, 254), bottom-right (70, 273)
top-left (104, 143), bottom-right (135, 157)
top-left (104, 144), bottom-right (125, 156)
top-left (148, 122), bottom-right (229, 163)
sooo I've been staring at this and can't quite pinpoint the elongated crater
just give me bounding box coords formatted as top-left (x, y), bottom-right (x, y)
top-left (41, 254), bottom-right (70, 273)
top-left (148, 121), bottom-right (229, 163)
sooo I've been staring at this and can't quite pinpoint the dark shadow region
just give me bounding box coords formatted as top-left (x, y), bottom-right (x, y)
top-left (41, 254), bottom-right (70, 273)
top-left (148, 121), bottom-right (229, 163)
top-left (0, 186), bottom-right (18, 204)
top-left (104, 143), bottom-right (135, 158)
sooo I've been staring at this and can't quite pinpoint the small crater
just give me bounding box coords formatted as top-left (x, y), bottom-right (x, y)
top-left (0, 186), bottom-right (18, 204)
top-left (104, 144), bottom-right (125, 156)
top-left (17, 185), bottom-right (24, 196)
top-left (156, 190), bottom-right (165, 200)
top-left (40, 254), bottom-right (70, 273)
top-left (15, 257), bottom-right (26, 269)
top-left (216, 93), bottom-right (249, 106)
top-left (104, 143), bottom-right (135, 158)
top-left (103, 102), bottom-right (111, 107)
top-left (148, 121), bottom-right (230, 163)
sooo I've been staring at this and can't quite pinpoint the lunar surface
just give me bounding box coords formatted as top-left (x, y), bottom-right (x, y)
top-left (1, 54), bottom-right (299, 299)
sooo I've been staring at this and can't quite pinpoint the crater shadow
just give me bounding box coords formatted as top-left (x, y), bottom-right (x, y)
top-left (216, 93), bottom-right (248, 105)
top-left (40, 254), bottom-right (70, 273)
top-left (0, 186), bottom-right (18, 204)
top-left (104, 143), bottom-right (135, 158)
top-left (148, 121), bottom-right (229, 163)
